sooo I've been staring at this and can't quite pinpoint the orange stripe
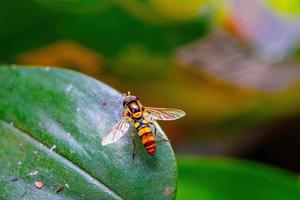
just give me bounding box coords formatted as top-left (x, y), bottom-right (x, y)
top-left (142, 135), bottom-right (154, 145)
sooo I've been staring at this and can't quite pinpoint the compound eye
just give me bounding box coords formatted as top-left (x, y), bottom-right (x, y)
top-left (122, 95), bottom-right (139, 108)
top-left (132, 96), bottom-right (139, 101)
top-left (123, 98), bottom-right (130, 107)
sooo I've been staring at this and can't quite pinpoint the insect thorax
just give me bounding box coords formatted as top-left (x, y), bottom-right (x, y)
top-left (133, 116), bottom-right (149, 131)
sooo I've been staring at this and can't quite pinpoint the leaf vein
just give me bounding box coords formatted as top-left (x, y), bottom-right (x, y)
top-left (0, 120), bottom-right (124, 200)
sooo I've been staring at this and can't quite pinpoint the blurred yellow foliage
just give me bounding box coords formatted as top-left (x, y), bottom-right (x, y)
top-left (266, 0), bottom-right (300, 16)
top-left (114, 0), bottom-right (212, 24)
top-left (150, 0), bottom-right (210, 21)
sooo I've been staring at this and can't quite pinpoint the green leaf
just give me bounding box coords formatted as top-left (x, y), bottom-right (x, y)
top-left (0, 66), bottom-right (177, 199)
top-left (177, 157), bottom-right (300, 200)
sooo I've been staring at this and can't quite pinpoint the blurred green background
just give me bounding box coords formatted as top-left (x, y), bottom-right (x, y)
top-left (1, 0), bottom-right (300, 199)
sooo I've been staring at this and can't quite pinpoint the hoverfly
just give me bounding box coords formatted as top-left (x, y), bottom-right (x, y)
top-left (101, 91), bottom-right (185, 160)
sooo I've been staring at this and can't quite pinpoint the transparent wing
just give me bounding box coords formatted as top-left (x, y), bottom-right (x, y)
top-left (144, 107), bottom-right (185, 121)
top-left (101, 116), bottom-right (132, 146)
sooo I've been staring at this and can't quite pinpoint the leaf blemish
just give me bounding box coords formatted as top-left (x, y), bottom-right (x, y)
top-left (27, 170), bottom-right (38, 176)
top-left (66, 84), bottom-right (73, 92)
top-left (56, 186), bottom-right (65, 194)
top-left (164, 186), bottom-right (173, 197)
top-left (50, 145), bottom-right (57, 151)
top-left (10, 177), bottom-right (18, 182)
top-left (34, 181), bottom-right (44, 189)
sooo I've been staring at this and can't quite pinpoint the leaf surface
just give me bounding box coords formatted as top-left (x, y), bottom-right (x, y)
top-left (0, 66), bottom-right (177, 200)
top-left (177, 157), bottom-right (300, 200)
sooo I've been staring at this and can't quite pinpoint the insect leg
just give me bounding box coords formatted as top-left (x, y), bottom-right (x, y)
top-left (148, 121), bottom-right (170, 142)
top-left (131, 129), bottom-right (137, 163)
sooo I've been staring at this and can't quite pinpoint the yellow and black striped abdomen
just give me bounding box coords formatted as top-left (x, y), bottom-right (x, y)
top-left (134, 118), bottom-right (156, 156)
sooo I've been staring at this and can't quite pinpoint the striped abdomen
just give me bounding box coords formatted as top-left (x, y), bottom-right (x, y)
top-left (134, 118), bottom-right (156, 156)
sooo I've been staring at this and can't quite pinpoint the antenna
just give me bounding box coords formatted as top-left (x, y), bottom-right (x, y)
top-left (123, 91), bottom-right (131, 97)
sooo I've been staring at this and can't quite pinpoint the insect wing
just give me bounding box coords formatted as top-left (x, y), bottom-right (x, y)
top-left (101, 116), bottom-right (131, 145)
top-left (144, 107), bottom-right (185, 121)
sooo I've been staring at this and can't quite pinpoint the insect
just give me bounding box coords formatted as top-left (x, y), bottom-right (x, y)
top-left (101, 91), bottom-right (185, 160)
